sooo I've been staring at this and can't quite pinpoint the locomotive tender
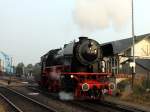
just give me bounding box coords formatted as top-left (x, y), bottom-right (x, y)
top-left (40, 37), bottom-right (112, 100)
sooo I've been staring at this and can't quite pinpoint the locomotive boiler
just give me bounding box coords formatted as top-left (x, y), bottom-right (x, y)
top-left (40, 37), bottom-right (112, 100)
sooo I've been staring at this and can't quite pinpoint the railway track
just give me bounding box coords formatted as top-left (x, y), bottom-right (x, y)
top-left (27, 85), bottom-right (149, 112)
top-left (97, 101), bottom-right (148, 112)
top-left (72, 100), bottom-right (148, 112)
top-left (0, 86), bottom-right (57, 112)
top-left (0, 93), bottom-right (22, 112)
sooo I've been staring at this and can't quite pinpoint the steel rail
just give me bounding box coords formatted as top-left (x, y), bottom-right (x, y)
top-left (0, 86), bottom-right (58, 112)
top-left (101, 101), bottom-right (148, 112)
top-left (0, 93), bottom-right (23, 112)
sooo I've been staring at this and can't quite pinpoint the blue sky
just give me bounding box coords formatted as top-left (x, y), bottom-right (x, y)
top-left (0, 0), bottom-right (150, 65)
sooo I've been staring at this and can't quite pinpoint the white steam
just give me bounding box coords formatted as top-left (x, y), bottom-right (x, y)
top-left (74, 0), bottom-right (131, 30)
top-left (59, 91), bottom-right (74, 100)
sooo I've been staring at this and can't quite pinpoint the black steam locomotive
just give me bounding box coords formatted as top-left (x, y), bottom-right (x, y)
top-left (40, 37), bottom-right (113, 100)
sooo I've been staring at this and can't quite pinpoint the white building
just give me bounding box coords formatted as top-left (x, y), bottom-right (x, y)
top-left (103, 33), bottom-right (150, 77)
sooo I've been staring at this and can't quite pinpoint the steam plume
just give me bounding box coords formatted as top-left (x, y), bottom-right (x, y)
top-left (59, 91), bottom-right (74, 100)
top-left (74, 0), bottom-right (131, 30)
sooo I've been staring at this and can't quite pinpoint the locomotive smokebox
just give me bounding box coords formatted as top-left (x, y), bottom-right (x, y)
top-left (75, 37), bottom-right (101, 65)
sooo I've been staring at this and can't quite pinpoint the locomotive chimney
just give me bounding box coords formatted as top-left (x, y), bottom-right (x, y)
top-left (79, 37), bottom-right (88, 42)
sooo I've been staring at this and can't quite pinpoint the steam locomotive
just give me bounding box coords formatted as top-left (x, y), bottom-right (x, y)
top-left (39, 37), bottom-right (113, 100)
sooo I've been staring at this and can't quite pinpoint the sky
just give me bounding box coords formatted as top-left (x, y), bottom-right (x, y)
top-left (0, 0), bottom-right (150, 65)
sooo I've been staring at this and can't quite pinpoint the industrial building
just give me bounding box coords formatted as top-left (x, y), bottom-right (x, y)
top-left (0, 51), bottom-right (13, 75)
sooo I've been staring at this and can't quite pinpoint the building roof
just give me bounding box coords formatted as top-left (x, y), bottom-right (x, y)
top-left (103, 33), bottom-right (150, 54)
top-left (136, 59), bottom-right (150, 71)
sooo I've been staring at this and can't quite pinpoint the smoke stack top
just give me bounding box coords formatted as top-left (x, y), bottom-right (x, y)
top-left (79, 37), bottom-right (88, 41)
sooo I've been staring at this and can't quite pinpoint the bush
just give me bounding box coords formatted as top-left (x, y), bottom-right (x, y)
top-left (117, 79), bottom-right (130, 92)
top-left (132, 77), bottom-right (148, 95)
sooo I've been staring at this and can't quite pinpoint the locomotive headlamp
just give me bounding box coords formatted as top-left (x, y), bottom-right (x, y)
top-left (107, 75), bottom-right (110, 78)
top-left (70, 75), bottom-right (74, 78)
top-left (82, 83), bottom-right (89, 91)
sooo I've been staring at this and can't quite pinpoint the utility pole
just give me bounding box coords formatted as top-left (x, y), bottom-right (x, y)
top-left (147, 72), bottom-right (150, 89)
top-left (8, 57), bottom-right (13, 85)
top-left (131, 0), bottom-right (136, 89)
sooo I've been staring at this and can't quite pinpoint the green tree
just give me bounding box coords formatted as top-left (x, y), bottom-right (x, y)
top-left (32, 63), bottom-right (41, 81)
top-left (26, 64), bottom-right (33, 73)
top-left (16, 62), bottom-right (24, 76)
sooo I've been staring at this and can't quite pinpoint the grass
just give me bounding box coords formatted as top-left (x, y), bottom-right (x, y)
top-left (116, 77), bottom-right (150, 106)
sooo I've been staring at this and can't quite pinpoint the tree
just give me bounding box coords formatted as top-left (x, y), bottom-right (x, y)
top-left (26, 64), bottom-right (33, 69)
top-left (16, 62), bottom-right (24, 76)
top-left (32, 63), bottom-right (41, 81)
top-left (26, 64), bottom-right (33, 73)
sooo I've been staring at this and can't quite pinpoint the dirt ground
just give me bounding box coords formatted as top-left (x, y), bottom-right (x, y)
top-left (0, 105), bottom-right (6, 112)
top-left (105, 95), bottom-right (150, 112)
